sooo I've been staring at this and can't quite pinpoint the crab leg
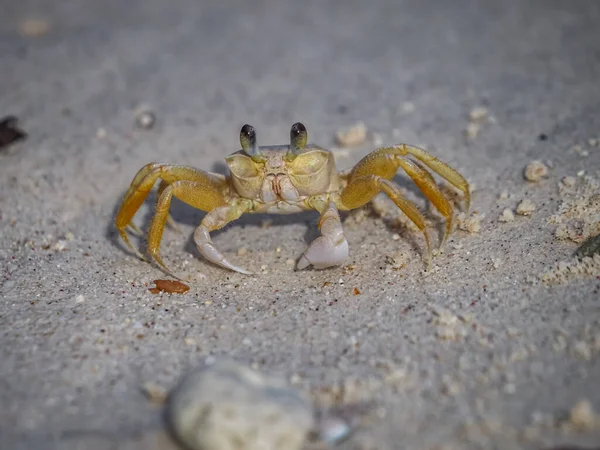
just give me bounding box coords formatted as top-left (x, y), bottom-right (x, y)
top-left (345, 145), bottom-right (469, 249)
top-left (297, 200), bottom-right (349, 270)
top-left (193, 202), bottom-right (253, 275)
top-left (339, 175), bottom-right (433, 266)
top-left (147, 179), bottom-right (232, 278)
top-left (128, 179), bottom-right (183, 236)
top-left (115, 163), bottom-right (227, 260)
top-left (157, 180), bottom-right (183, 233)
top-left (395, 157), bottom-right (454, 248)
top-left (349, 144), bottom-right (470, 212)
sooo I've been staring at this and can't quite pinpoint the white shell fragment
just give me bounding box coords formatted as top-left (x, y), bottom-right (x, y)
top-left (167, 359), bottom-right (315, 450)
top-left (317, 416), bottom-right (353, 445)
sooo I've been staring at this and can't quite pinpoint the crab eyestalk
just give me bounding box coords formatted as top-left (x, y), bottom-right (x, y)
top-left (240, 124), bottom-right (261, 159)
top-left (288, 122), bottom-right (307, 158)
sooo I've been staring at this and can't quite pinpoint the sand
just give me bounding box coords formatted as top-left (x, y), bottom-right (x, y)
top-left (1, 1), bottom-right (600, 449)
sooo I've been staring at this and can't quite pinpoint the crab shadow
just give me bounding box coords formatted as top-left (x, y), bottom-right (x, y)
top-left (105, 160), bottom-right (448, 270)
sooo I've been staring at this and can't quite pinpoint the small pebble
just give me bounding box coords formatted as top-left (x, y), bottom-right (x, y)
top-left (465, 122), bottom-right (481, 140)
top-left (464, 106), bottom-right (492, 141)
top-left (469, 107), bottom-right (489, 122)
top-left (286, 258), bottom-right (296, 266)
top-left (52, 240), bottom-right (68, 251)
top-left (141, 382), bottom-right (168, 404)
top-left (562, 176), bottom-right (576, 188)
top-left (571, 144), bottom-right (589, 156)
top-left (567, 399), bottom-right (600, 431)
top-left (134, 106), bottom-right (157, 129)
top-left (516, 199), bottom-right (536, 216)
top-left (19, 18), bottom-right (51, 37)
top-left (237, 247), bottom-right (248, 257)
top-left (335, 122), bottom-right (367, 147)
top-left (572, 341), bottom-right (592, 361)
top-left (167, 359), bottom-right (314, 450)
top-left (524, 160), bottom-right (549, 182)
top-left (317, 417), bottom-right (352, 445)
top-left (498, 208), bottom-right (515, 222)
top-left (457, 212), bottom-right (485, 233)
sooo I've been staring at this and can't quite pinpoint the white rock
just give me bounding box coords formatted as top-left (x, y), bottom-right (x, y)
top-left (167, 359), bottom-right (314, 450)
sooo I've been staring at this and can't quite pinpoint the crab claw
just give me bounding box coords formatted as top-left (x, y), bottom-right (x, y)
top-left (297, 235), bottom-right (349, 270)
top-left (297, 201), bottom-right (349, 270)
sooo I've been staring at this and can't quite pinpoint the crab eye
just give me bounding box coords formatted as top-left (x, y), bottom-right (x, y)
top-left (290, 122), bottom-right (307, 155)
top-left (240, 124), bottom-right (258, 156)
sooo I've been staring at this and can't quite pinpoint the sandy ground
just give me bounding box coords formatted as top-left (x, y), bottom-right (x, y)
top-left (1, 1), bottom-right (600, 449)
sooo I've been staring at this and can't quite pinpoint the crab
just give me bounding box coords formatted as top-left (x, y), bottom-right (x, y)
top-left (115, 122), bottom-right (470, 278)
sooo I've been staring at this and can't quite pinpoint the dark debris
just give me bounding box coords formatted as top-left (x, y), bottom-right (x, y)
top-left (575, 233), bottom-right (600, 259)
top-left (0, 116), bottom-right (27, 150)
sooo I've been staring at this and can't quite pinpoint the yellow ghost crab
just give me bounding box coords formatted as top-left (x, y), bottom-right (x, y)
top-left (115, 122), bottom-right (470, 279)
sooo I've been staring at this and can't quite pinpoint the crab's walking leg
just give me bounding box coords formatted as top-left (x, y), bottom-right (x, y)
top-left (347, 144), bottom-right (470, 249)
top-left (297, 200), bottom-right (349, 270)
top-left (193, 202), bottom-right (253, 275)
top-left (351, 144), bottom-right (470, 211)
top-left (340, 175), bottom-right (433, 266)
top-left (147, 180), bottom-right (230, 278)
top-left (157, 180), bottom-right (182, 232)
top-left (115, 163), bottom-right (227, 260)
